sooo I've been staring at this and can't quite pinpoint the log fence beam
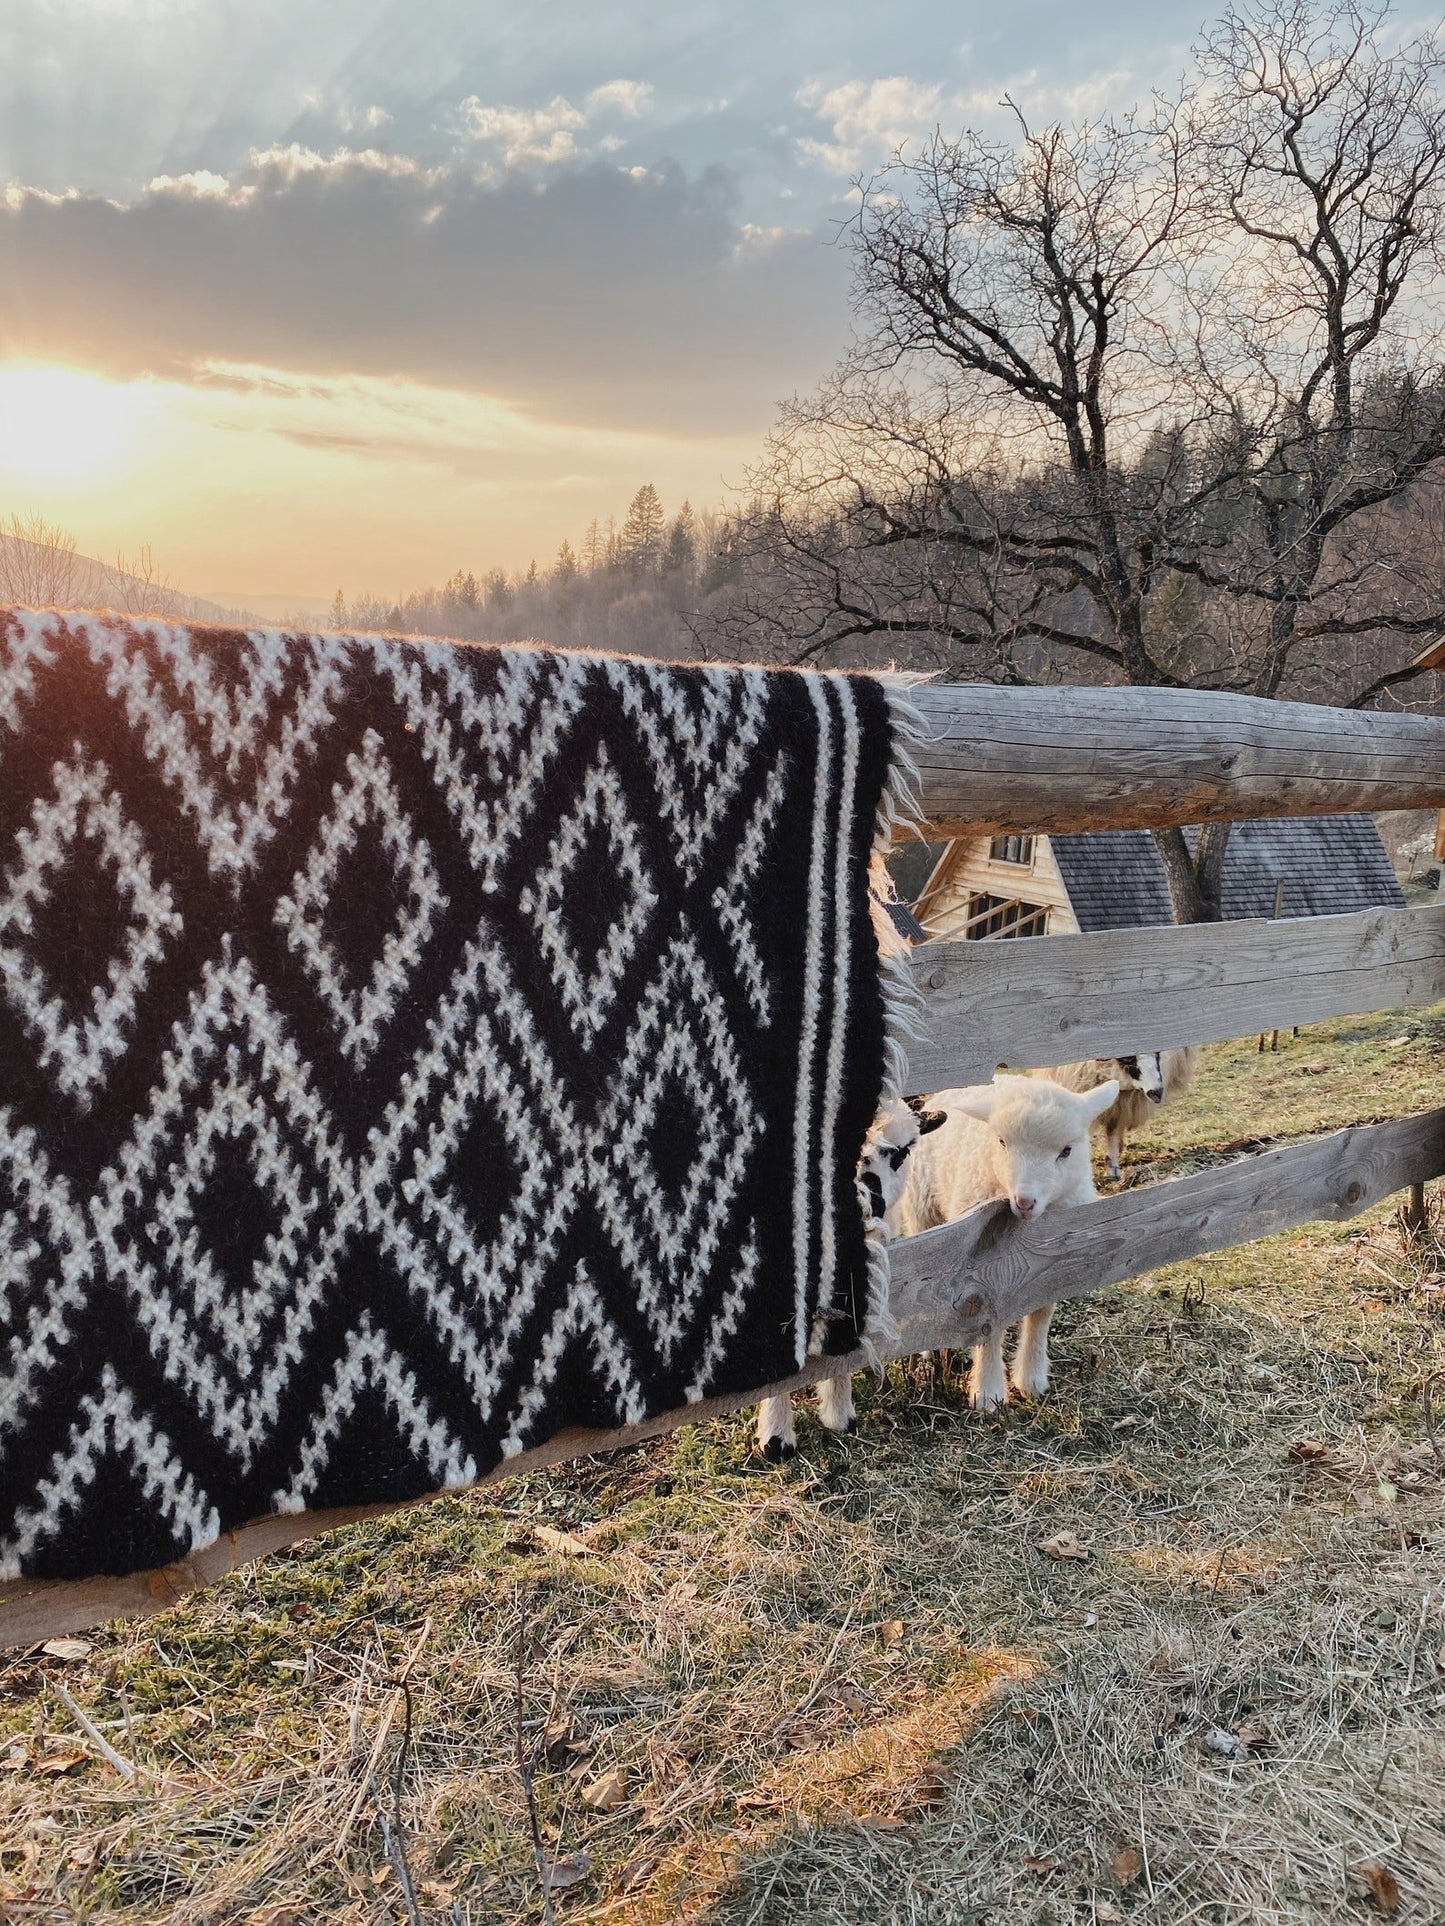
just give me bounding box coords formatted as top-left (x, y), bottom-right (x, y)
top-left (910, 684), bottom-right (1445, 836)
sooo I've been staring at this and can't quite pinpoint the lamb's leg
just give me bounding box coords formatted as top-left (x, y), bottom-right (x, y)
top-left (1011, 1304), bottom-right (1054, 1399)
top-left (815, 1372), bottom-right (857, 1434)
top-left (756, 1393), bottom-right (797, 1463)
top-left (1105, 1122), bottom-right (1123, 1182)
top-left (969, 1333), bottom-right (1010, 1411)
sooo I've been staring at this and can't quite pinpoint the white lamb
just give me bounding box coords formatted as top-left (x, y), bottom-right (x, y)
top-left (1048, 1048), bottom-right (1197, 1180)
top-left (894, 1073), bottom-right (1119, 1410)
top-left (755, 1095), bottom-right (945, 1463)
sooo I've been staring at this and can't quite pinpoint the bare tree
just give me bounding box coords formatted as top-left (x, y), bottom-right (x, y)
top-left (0, 512), bottom-right (83, 608)
top-left (722, 0), bottom-right (1445, 920)
top-left (112, 545), bottom-right (178, 617)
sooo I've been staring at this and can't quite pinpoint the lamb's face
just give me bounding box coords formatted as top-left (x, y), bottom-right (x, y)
top-left (1114, 1052), bottom-right (1165, 1102)
top-left (955, 1076), bottom-right (1119, 1221)
top-left (858, 1097), bottom-right (946, 1221)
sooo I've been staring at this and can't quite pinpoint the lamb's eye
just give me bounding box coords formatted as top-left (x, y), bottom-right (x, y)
top-left (1057, 1145), bottom-right (1072, 1161)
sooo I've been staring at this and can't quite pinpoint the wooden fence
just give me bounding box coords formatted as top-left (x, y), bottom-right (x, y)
top-left (3, 684), bottom-right (1444, 1646)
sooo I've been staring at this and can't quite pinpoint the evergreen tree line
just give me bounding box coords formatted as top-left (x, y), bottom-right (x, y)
top-left (328, 484), bottom-right (744, 660)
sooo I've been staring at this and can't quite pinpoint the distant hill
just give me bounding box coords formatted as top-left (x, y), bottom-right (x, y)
top-left (0, 531), bottom-right (255, 626)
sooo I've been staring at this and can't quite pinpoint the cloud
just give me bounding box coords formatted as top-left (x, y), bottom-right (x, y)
top-left (795, 67), bottom-right (1136, 171)
top-left (457, 77), bottom-right (654, 169)
top-left (0, 147), bottom-right (847, 433)
top-left (337, 103), bottom-right (393, 135)
top-left (144, 169), bottom-right (236, 202)
top-left (795, 76), bottom-right (948, 170)
top-left (585, 79), bottom-right (653, 118)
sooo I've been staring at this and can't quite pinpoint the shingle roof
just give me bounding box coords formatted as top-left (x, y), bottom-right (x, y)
top-left (887, 838), bottom-right (948, 905)
top-left (1048, 816), bottom-right (1405, 931)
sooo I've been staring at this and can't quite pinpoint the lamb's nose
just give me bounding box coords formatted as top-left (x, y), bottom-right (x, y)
top-left (1012, 1194), bottom-right (1037, 1220)
top-left (1148, 1089), bottom-right (1164, 1103)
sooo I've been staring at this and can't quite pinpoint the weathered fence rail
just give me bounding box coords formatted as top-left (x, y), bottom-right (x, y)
top-left (907, 903), bottom-right (1445, 1090)
top-left (3, 682), bottom-right (1443, 1646)
top-left (910, 683), bottom-right (1445, 835)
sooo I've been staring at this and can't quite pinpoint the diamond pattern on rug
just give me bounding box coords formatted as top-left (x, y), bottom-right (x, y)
top-left (0, 749), bottom-right (181, 1102)
top-left (275, 727), bottom-right (447, 1066)
top-left (0, 612), bottom-right (896, 1584)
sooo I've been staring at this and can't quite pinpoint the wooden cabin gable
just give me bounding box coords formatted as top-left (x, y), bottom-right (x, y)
top-left (917, 832), bottom-right (1079, 940)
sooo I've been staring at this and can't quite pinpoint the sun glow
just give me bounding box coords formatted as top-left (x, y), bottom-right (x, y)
top-left (0, 366), bottom-right (152, 483)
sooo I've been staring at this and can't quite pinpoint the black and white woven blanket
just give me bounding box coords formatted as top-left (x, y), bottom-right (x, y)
top-left (0, 612), bottom-right (903, 1582)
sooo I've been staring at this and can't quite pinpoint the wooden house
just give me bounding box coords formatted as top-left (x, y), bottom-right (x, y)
top-left (902, 817), bottom-right (1405, 943)
top-left (1411, 636), bottom-right (1445, 863)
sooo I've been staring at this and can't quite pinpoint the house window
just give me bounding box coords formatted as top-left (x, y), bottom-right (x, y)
top-left (964, 892), bottom-right (1050, 940)
top-left (988, 834), bottom-right (1035, 867)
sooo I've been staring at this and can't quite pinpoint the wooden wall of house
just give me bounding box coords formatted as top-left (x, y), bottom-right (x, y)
top-left (916, 834), bottom-right (1080, 940)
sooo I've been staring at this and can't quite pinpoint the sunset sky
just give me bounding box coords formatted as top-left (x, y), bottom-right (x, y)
top-left (0, 0), bottom-right (1206, 614)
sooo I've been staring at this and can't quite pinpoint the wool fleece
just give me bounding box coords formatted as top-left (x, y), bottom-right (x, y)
top-left (0, 612), bottom-right (909, 1582)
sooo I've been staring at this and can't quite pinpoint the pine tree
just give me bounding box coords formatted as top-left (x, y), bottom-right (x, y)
top-left (620, 484), bottom-right (665, 576)
top-left (663, 501), bottom-right (697, 576)
top-left (555, 539), bottom-right (579, 582)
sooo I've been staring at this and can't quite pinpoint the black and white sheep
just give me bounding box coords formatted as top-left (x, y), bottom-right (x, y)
top-left (1049, 1048), bottom-right (1198, 1180)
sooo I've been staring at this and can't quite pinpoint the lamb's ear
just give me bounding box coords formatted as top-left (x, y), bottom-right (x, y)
top-left (915, 1107), bottom-right (948, 1136)
top-left (948, 1088), bottom-right (996, 1124)
top-left (1079, 1079), bottom-right (1120, 1123)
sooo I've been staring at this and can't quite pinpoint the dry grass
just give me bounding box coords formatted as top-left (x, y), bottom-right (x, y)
top-left (3, 1003), bottom-right (1444, 1924)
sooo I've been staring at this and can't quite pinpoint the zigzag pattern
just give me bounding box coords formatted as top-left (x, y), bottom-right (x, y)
top-left (0, 612), bottom-right (892, 1582)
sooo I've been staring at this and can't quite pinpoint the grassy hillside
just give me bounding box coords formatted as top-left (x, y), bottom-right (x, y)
top-left (2, 1006), bottom-right (1442, 1924)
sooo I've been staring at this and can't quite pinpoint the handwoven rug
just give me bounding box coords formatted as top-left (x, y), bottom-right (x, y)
top-left (0, 611), bottom-right (914, 1582)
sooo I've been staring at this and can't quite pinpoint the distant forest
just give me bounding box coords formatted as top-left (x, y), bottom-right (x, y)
top-left (328, 483), bottom-right (739, 665)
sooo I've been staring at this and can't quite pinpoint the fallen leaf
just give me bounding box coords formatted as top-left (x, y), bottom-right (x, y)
top-left (1036, 1531), bottom-right (1090, 1563)
top-left (1288, 1439), bottom-right (1330, 1463)
top-left (617, 1851), bottom-right (664, 1893)
top-left (535, 1524), bottom-right (593, 1558)
top-left (1111, 1846), bottom-right (1143, 1887)
top-left (0, 1744), bottom-right (27, 1772)
top-left (1376, 1480), bottom-right (1399, 1504)
top-left (917, 1768), bottom-right (952, 1810)
top-left (285, 1602), bottom-right (312, 1623)
top-left (34, 1750), bottom-right (90, 1775)
top-left (581, 1766), bottom-right (629, 1811)
top-left (1358, 1860), bottom-right (1401, 1915)
top-left (543, 1850), bottom-right (592, 1891)
top-left (248, 1909), bottom-right (302, 1926)
top-left (1203, 1725), bottom-right (1249, 1760)
top-left (879, 1618), bottom-right (905, 1646)
top-left (1096, 1903), bottom-right (1125, 1923)
top-left (41, 1638), bottom-right (91, 1662)
top-left (1022, 1853), bottom-right (1062, 1875)
top-left (540, 1715), bottom-right (578, 1770)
